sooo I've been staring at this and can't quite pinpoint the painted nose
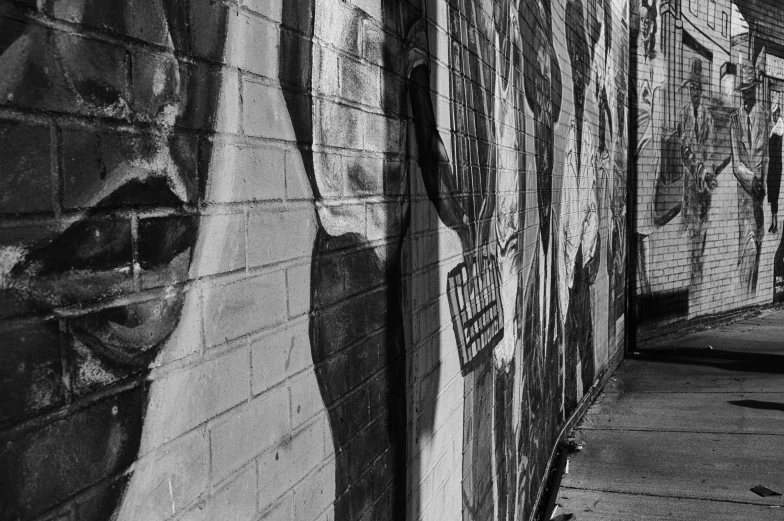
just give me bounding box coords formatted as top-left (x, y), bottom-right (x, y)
top-left (132, 50), bottom-right (182, 124)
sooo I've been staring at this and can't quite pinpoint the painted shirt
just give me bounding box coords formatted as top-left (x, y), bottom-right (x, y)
top-left (734, 102), bottom-right (769, 189)
top-left (559, 113), bottom-right (599, 320)
top-left (676, 102), bottom-right (714, 228)
top-left (731, 101), bottom-right (769, 291)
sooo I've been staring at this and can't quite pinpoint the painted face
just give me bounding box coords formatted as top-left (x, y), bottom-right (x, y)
top-left (742, 87), bottom-right (757, 113)
top-left (642, 15), bottom-right (653, 41)
top-left (0, 2), bottom-right (223, 519)
top-left (690, 81), bottom-right (702, 108)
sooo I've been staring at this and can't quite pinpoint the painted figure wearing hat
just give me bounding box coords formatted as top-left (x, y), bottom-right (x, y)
top-left (640, 0), bottom-right (658, 61)
top-left (673, 57), bottom-right (716, 286)
top-left (730, 58), bottom-right (769, 294)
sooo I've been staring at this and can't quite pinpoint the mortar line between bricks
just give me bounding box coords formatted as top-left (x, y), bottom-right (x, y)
top-left (50, 124), bottom-right (62, 218)
top-left (0, 201), bottom-right (318, 227)
top-left (236, 4), bottom-right (282, 27)
top-left (0, 376), bottom-right (145, 441)
top-left (26, 471), bottom-right (134, 521)
top-left (209, 457), bottom-right (257, 500)
top-left (559, 485), bottom-right (784, 508)
top-left (317, 346), bottom-right (407, 420)
top-left (145, 338), bottom-right (251, 394)
top-left (0, 102), bottom-right (244, 136)
top-left (333, 444), bottom-right (399, 518)
top-left (3, 8), bottom-right (250, 71)
top-left (0, 281), bottom-right (197, 325)
top-left (131, 212), bottom-right (140, 292)
top-left (58, 317), bottom-right (73, 406)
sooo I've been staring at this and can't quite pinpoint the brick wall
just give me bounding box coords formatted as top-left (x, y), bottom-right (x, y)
top-left (631, 0), bottom-right (784, 344)
top-left (0, 1), bottom-right (629, 521)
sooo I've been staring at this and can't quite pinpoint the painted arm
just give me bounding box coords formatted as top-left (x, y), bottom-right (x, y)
top-left (409, 66), bottom-right (471, 243)
top-left (731, 117), bottom-right (766, 198)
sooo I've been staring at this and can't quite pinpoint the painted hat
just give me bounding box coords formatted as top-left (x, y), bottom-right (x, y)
top-left (640, 0), bottom-right (657, 20)
top-left (735, 59), bottom-right (762, 92)
top-left (679, 58), bottom-right (705, 89)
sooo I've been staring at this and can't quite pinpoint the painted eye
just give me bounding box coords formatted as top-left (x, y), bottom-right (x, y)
top-left (138, 215), bottom-right (197, 270)
top-left (69, 292), bottom-right (185, 368)
top-left (20, 219), bottom-right (132, 276)
top-left (18, 178), bottom-right (186, 276)
top-left (8, 178), bottom-right (194, 368)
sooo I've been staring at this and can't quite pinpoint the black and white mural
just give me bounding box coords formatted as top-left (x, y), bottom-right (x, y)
top-left (282, 0), bottom-right (628, 520)
top-left (1, 1), bottom-right (226, 519)
top-left (633, 0), bottom-right (784, 331)
top-left (1, 0), bottom-right (630, 519)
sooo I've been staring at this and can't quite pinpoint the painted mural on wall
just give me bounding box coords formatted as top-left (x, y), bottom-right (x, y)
top-left (282, 0), bottom-right (628, 520)
top-left (632, 0), bottom-right (784, 328)
top-left (1, 0), bottom-right (628, 519)
top-left (0, 1), bottom-right (227, 519)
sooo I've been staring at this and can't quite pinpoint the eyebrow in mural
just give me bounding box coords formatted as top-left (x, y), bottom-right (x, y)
top-left (0, 1), bottom-right (226, 519)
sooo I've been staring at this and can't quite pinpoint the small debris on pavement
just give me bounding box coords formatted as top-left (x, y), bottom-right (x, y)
top-left (706, 345), bottom-right (714, 350)
top-left (751, 485), bottom-right (782, 497)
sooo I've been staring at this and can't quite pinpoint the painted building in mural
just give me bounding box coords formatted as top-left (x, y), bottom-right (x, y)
top-left (632, 0), bottom-right (784, 342)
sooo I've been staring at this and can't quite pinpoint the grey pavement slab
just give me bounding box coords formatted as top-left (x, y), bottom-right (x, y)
top-left (561, 429), bottom-right (784, 506)
top-left (582, 392), bottom-right (784, 435)
top-left (606, 359), bottom-right (784, 394)
top-left (647, 309), bottom-right (784, 353)
top-left (557, 488), bottom-right (784, 521)
top-left (557, 308), bottom-right (784, 519)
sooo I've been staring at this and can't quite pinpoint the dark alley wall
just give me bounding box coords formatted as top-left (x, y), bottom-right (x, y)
top-left (631, 0), bottom-right (784, 344)
top-left (0, 1), bottom-right (629, 521)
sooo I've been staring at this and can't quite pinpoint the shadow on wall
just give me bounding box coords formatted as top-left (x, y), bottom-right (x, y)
top-left (0, 0), bottom-right (226, 519)
top-left (632, 348), bottom-right (784, 374)
top-left (279, 1), bottom-right (412, 519)
top-left (280, 0), bottom-right (629, 521)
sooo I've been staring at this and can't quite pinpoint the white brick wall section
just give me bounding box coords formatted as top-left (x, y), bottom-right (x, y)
top-left (210, 385), bottom-right (290, 486)
top-left (114, 428), bottom-right (209, 520)
top-left (142, 345), bottom-right (251, 450)
top-left (257, 413), bottom-right (331, 510)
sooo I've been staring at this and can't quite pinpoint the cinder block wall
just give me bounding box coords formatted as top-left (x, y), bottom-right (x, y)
top-left (631, 0), bottom-right (784, 344)
top-left (0, 1), bottom-right (629, 521)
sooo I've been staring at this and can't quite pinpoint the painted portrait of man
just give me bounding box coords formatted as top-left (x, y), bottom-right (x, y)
top-left (674, 58), bottom-right (716, 286)
top-left (731, 59), bottom-right (768, 295)
top-left (0, 1), bottom-right (227, 519)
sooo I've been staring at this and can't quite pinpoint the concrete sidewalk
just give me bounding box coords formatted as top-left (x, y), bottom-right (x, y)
top-left (556, 309), bottom-right (784, 520)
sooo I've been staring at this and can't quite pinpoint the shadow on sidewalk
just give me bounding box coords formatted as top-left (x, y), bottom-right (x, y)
top-left (727, 399), bottom-right (784, 412)
top-left (630, 348), bottom-right (784, 375)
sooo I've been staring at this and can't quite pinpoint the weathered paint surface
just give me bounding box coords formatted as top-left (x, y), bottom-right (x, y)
top-left (632, 0), bottom-right (784, 342)
top-left (0, 1), bottom-right (629, 520)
